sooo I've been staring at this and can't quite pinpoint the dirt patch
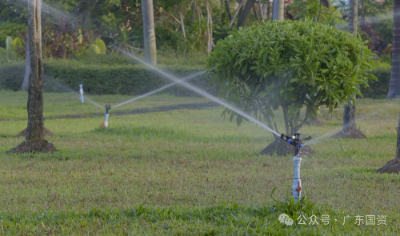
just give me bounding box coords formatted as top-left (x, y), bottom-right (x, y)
top-left (15, 128), bottom-right (54, 138)
top-left (331, 128), bottom-right (367, 139)
top-left (7, 139), bottom-right (57, 154)
top-left (260, 138), bottom-right (315, 156)
top-left (376, 159), bottom-right (400, 174)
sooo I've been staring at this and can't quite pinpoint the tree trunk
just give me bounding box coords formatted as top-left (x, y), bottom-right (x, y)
top-left (206, 0), bottom-right (213, 55)
top-left (342, 100), bottom-right (357, 133)
top-left (228, 0), bottom-right (243, 27)
top-left (237, 0), bottom-right (253, 28)
top-left (397, 111), bottom-right (400, 158)
top-left (342, 0), bottom-right (357, 134)
top-left (27, 0), bottom-right (44, 142)
top-left (22, 34), bottom-right (30, 91)
top-left (320, 0), bottom-right (330, 8)
top-left (387, 0), bottom-right (400, 98)
top-left (192, 1), bottom-right (197, 21)
top-left (258, 2), bottom-right (264, 23)
top-left (272, 0), bottom-right (284, 21)
top-left (225, 0), bottom-right (232, 22)
top-left (141, 0), bottom-right (157, 65)
top-left (179, 8), bottom-right (186, 39)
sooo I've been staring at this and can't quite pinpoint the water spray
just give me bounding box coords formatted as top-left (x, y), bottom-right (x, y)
top-left (280, 133), bottom-right (311, 203)
top-left (103, 104), bottom-right (111, 128)
top-left (112, 46), bottom-right (280, 137)
top-left (79, 83), bottom-right (84, 103)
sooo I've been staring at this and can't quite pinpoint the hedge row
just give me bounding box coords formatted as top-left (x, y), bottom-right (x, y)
top-left (0, 60), bottom-right (391, 98)
top-left (0, 60), bottom-right (218, 97)
top-left (359, 67), bottom-right (391, 99)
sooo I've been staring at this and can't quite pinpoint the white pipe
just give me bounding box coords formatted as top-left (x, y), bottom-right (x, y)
top-left (292, 156), bottom-right (302, 203)
top-left (79, 83), bottom-right (84, 103)
top-left (103, 113), bottom-right (109, 128)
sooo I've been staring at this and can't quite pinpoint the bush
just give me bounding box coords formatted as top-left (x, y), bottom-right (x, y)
top-left (207, 20), bottom-right (376, 135)
top-left (360, 65), bottom-right (391, 99)
top-left (0, 22), bottom-right (27, 48)
top-left (0, 59), bottom-right (217, 96)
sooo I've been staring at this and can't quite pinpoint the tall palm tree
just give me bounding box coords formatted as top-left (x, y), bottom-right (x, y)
top-left (8, 0), bottom-right (57, 153)
top-left (272, 0), bottom-right (284, 21)
top-left (342, 0), bottom-right (358, 134)
top-left (387, 0), bottom-right (400, 98)
top-left (376, 1), bottom-right (400, 173)
top-left (142, 0), bottom-right (157, 65)
top-left (26, 0), bottom-right (45, 143)
top-left (389, 0), bottom-right (400, 157)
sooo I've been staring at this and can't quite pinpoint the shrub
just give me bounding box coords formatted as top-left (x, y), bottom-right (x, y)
top-left (0, 59), bottom-right (216, 96)
top-left (0, 22), bottom-right (27, 48)
top-left (360, 65), bottom-right (391, 99)
top-left (207, 20), bottom-right (376, 135)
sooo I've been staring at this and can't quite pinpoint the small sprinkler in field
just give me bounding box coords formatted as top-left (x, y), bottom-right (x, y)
top-left (280, 133), bottom-right (311, 203)
top-left (79, 83), bottom-right (84, 103)
top-left (103, 104), bottom-right (111, 128)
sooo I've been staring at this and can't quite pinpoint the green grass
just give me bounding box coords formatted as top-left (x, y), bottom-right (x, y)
top-left (0, 91), bottom-right (399, 235)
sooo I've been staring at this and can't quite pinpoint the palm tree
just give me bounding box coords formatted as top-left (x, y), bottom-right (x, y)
top-left (387, 0), bottom-right (400, 98)
top-left (21, 36), bottom-right (30, 91)
top-left (141, 0), bottom-right (157, 65)
top-left (376, 0), bottom-right (400, 173)
top-left (8, 0), bottom-right (56, 153)
top-left (341, 0), bottom-right (358, 135)
top-left (272, 0), bottom-right (284, 21)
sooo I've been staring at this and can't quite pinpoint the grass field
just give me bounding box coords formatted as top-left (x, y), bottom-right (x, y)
top-left (0, 90), bottom-right (399, 235)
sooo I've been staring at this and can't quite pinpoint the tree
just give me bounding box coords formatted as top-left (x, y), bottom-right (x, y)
top-left (8, 0), bottom-right (56, 154)
top-left (206, 20), bottom-right (376, 155)
top-left (387, 0), bottom-right (400, 98)
top-left (376, 0), bottom-right (400, 174)
top-left (237, 0), bottom-right (254, 28)
top-left (335, 0), bottom-right (362, 138)
top-left (272, 0), bottom-right (284, 21)
top-left (21, 36), bottom-right (30, 91)
top-left (142, 0), bottom-right (157, 64)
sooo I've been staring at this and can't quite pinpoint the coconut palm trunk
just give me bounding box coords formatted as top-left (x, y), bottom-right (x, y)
top-left (21, 35), bottom-right (30, 91)
top-left (387, 0), bottom-right (400, 98)
top-left (26, 0), bottom-right (44, 142)
top-left (141, 0), bottom-right (157, 65)
top-left (342, 0), bottom-right (358, 134)
top-left (272, 0), bottom-right (284, 21)
top-left (7, 0), bottom-right (57, 154)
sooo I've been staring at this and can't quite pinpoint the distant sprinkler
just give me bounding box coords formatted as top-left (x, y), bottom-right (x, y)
top-left (103, 104), bottom-right (111, 128)
top-left (79, 83), bottom-right (84, 103)
top-left (280, 133), bottom-right (311, 203)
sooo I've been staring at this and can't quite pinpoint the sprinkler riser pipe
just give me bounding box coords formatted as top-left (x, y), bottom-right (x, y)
top-left (104, 113), bottom-right (109, 128)
top-left (292, 156), bottom-right (302, 203)
top-left (79, 84), bottom-right (84, 103)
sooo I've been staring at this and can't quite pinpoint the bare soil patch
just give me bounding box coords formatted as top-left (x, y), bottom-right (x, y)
top-left (331, 128), bottom-right (367, 139)
top-left (7, 140), bottom-right (57, 154)
top-left (376, 159), bottom-right (400, 174)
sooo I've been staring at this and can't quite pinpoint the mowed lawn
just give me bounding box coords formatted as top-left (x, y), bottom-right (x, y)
top-left (0, 90), bottom-right (399, 235)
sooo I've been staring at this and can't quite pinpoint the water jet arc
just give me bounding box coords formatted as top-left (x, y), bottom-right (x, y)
top-left (112, 45), bottom-right (280, 136)
top-left (112, 71), bottom-right (206, 109)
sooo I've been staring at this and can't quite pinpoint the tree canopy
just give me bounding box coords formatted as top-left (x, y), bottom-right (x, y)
top-left (206, 20), bottom-right (377, 135)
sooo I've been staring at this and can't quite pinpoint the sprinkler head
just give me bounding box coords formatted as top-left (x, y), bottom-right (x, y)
top-left (105, 104), bottom-right (111, 113)
top-left (280, 133), bottom-right (311, 156)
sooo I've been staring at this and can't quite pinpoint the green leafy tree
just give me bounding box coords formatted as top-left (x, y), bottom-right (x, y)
top-left (206, 20), bottom-right (376, 139)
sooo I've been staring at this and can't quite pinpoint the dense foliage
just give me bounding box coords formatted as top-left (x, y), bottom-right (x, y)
top-left (0, 58), bottom-right (215, 96)
top-left (207, 20), bottom-right (377, 135)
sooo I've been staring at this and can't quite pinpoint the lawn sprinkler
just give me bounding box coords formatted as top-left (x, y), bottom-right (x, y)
top-left (280, 133), bottom-right (311, 203)
top-left (79, 83), bottom-right (84, 103)
top-left (103, 104), bottom-right (111, 128)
